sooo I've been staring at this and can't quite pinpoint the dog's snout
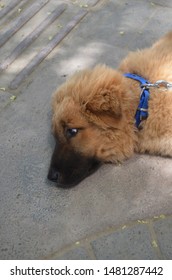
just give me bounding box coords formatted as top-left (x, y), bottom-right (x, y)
top-left (47, 167), bottom-right (59, 182)
top-left (48, 140), bottom-right (101, 187)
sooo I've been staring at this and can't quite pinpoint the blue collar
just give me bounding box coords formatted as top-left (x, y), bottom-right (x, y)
top-left (124, 73), bottom-right (150, 128)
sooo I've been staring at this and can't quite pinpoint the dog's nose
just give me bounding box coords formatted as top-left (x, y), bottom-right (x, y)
top-left (47, 167), bottom-right (59, 182)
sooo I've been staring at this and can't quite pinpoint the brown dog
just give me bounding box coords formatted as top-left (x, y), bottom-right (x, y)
top-left (48, 32), bottom-right (172, 187)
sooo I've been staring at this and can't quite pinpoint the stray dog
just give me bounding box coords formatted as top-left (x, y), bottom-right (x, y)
top-left (48, 32), bottom-right (172, 187)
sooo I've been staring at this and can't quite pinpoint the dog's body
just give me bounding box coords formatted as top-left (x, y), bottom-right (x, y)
top-left (48, 32), bottom-right (172, 187)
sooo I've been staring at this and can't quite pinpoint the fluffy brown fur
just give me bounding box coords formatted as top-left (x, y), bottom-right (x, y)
top-left (48, 32), bottom-right (172, 187)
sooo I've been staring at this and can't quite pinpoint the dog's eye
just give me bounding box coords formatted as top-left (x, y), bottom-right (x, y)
top-left (66, 128), bottom-right (78, 138)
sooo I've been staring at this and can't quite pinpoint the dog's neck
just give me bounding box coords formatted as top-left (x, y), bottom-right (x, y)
top-left (120, 72), bottom-right (142, 119)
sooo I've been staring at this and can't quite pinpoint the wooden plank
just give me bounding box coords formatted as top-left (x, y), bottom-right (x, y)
top-left (0, 4), bottom-right (66, 71)
top-left (10, 9), bottom-right (88, 90)
top-left (0, 0), bottom-right (49, 47)
top-left (0, 0), bottom-right (26, 19)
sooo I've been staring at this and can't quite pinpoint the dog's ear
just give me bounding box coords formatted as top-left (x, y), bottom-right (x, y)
top-left (86, 87), bottom-right (122, 118)
top-left (84, 83), bottom-right (125, 128)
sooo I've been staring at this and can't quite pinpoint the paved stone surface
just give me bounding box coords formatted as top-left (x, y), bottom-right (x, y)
top-left (153, 217), bottom-right (172, 260)
top-left (0, 0), bottom-right (172, 260)
top-left (49, 216), bottom-right (171, 260)
top-left (55, 247), bottom-right (91, 260)
top-left (91, 224), bottom-right (157, 260)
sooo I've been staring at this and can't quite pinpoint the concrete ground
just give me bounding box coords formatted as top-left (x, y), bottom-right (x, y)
top-left (0, 0), bottom-right (172, 260)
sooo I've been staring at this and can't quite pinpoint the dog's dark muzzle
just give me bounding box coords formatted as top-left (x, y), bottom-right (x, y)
top-left (47, 143), bottom-right (101, 188)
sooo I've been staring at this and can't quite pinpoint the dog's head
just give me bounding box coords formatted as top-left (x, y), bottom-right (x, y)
top-left (48, 65), bottom-right (136, 187)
